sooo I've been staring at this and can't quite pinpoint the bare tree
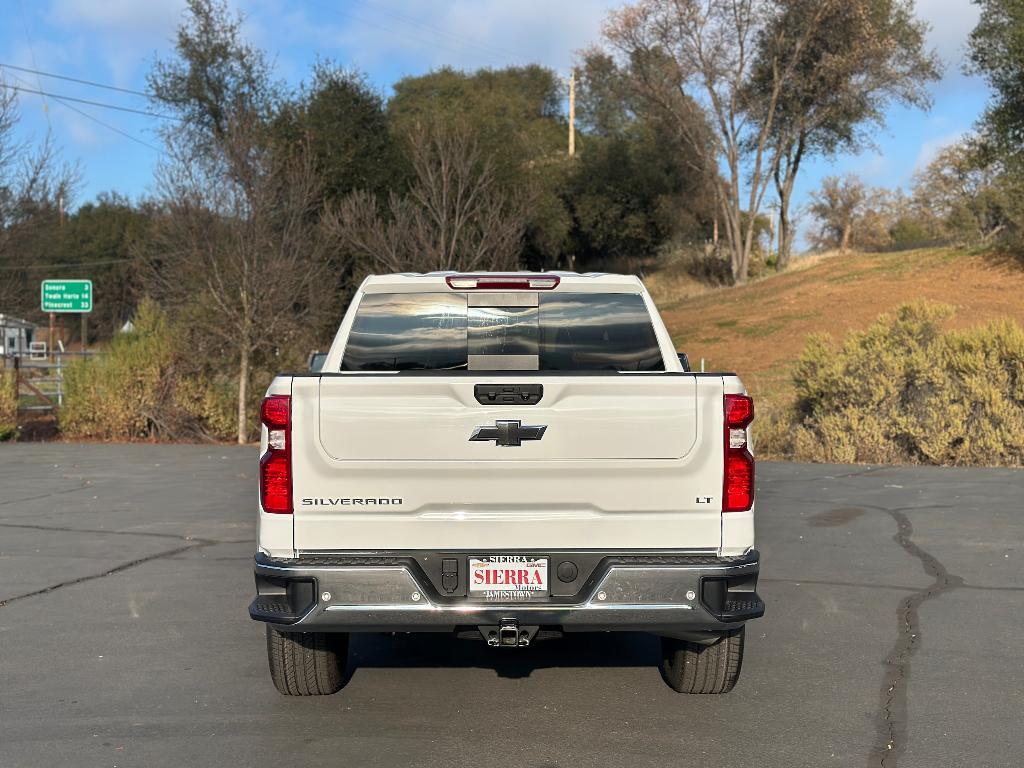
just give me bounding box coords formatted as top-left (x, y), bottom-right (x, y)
top-left (0, 82), bottom-right (20, 179)
top-left (808, 175), bottom-right (867, 252)
top-left (0, 87), bottom-right (78, 239)
top-left (144, 117), bottom-right (337, 443)
top-left (331, 122), bottom-right (529, 272)
top-left (598, 0), bottom-right (838, 283)
top-left (144, 0), bottom-right (344, 443)
top-left (0, 84), bottom-right (80, 310)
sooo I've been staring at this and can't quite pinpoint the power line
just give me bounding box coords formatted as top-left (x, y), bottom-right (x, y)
top-left (0, 258), bottom-right (136, 272)
top-left (0, 83), bottom-right (179, 120)
top-left (2, 67), bottom-right (162, 152)
top-left (0, 62), bottom-right (153, 99)
top-left (46, 95), bottom-right (163, 153)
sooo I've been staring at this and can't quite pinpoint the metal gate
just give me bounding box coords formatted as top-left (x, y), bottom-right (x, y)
top-left (9, 355), bottom-right (65, 414)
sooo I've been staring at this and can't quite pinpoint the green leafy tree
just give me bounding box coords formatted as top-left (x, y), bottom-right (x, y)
top-left (52, 194), bottom-right (152, 338)
top-left (912, 139), bottom-right (1021, 245)
top-left (147, 0), bottom-right (279, 162)
top-left (274, 63), bottom-right (407, 204)
top-left (388, 66), bottom-right (570, 266)
top-left (966, 0), bottom-right (1024, 252)
top-left (968, 0), bottom-right (1024, 161)
top-left (573, 50), bottom-right (718, 267)
top-left (565, 126), bottom-right (712, 266)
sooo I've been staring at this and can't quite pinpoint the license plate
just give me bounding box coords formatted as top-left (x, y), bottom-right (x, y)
top-left (468, 556), bottom-right (549, 601)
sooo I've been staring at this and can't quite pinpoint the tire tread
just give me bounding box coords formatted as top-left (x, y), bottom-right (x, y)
top-left (266, 627), bottom-right (348, 696)
top-left (660, 627), bottom-right (744, 694)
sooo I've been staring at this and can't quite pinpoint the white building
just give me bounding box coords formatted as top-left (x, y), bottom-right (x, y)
top-left (0, 315), bottom-right (38, 358)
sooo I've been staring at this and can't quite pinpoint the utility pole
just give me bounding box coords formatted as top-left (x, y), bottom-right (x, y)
top-left (568, 69), bottom-right (576, 158)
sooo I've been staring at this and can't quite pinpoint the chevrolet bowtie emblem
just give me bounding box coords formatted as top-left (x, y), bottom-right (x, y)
top-left (469, 420), bottom-right (547, 447)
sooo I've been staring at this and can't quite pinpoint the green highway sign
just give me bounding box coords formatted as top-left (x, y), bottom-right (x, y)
top-left (41, 279), bottom-right (93, 313)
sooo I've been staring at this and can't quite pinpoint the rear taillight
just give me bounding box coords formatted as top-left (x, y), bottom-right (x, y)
top-left (723, 394), bottom-right (754, 512)
top-left (260, 394), bottom-right (292, 514)
top-left (445, 274), bottom-right (560, 290)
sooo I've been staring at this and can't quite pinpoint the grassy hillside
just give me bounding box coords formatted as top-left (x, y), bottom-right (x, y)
top-left (649, 247), bottom-right (1024, 410)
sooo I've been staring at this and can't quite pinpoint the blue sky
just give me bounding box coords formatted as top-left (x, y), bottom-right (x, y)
top-left (0, 0), bottom-right (989, 229)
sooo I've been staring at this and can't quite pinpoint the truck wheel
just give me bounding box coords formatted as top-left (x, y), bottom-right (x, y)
top-left (266, 627), bottom-right (349, 696)
top-left (660, 627), bottom-right (744, 694)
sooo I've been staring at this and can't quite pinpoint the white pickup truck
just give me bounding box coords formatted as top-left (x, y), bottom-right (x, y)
top-left (249, 272), bottom-right (763, 695)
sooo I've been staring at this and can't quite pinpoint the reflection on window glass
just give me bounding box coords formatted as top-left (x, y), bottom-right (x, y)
top-left (539, 294), bottom-right (664, 371)
top-left (468, 306), bottom-right (539, 356)
top-left (340, 291), bottom-right (664, 371)
top-left (341, 293), bottom-right (467, 371)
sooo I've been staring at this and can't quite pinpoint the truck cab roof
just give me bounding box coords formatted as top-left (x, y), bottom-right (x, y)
top-left (360, 272), bottom-right (646, 293)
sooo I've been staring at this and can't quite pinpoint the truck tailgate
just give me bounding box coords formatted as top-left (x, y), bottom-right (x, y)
top-left (317, 376), bottom-right (696, 461)
top-left (290, 374), bottom-right (725, 551)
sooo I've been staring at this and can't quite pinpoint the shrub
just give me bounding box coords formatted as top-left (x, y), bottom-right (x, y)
top-left (0, 369), bottom-right (16, 440)
top-left (172, 375), bottom-right (237, 440)
top-left (751, 406), bottom-right (796, 459)
top-left (779, 301), bottom-right (1024, 466)
top-left (60, 298), bottom-right (176, 440)
top-left (59, 296), bottom-right (298, 443)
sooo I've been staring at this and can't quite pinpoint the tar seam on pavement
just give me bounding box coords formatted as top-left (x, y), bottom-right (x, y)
top-left (757, 483), bottom-right (972, 768)
top-left (868, 504), bottom-right (964, 768)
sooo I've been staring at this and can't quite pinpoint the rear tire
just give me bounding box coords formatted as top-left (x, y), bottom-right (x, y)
top-left (266, 627), bottom-right (349, 696)
top-left (660, 627), bottom-right (744, 694)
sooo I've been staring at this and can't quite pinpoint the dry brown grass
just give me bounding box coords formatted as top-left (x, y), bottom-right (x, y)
top-left (654, 247), bottom-right (1024, 414)
top-left (642, 262), bottom-right (718, 306)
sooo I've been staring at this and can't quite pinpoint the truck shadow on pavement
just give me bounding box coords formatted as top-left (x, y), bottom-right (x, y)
top-left (346, 631), bottom-right (662, 680)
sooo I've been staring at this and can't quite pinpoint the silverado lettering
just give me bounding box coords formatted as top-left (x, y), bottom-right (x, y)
top-left (300, 498), bottom-right (403, 505)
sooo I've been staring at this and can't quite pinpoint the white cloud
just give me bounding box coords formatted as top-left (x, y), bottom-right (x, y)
top-left (915, 0), bottom-right (980, 70)
top-left (46, 0), bottom-right (186, 85)
top-left (318, 0), bottom-right (614, 74)
top-left (47, 0), bottom-right (186, 36)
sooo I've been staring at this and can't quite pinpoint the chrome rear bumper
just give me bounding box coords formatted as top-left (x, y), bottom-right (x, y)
top-left (249, 550), bottom-right (763, 636)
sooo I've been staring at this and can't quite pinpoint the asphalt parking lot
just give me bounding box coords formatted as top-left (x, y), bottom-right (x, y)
top-left (0, 444), bottom-right (1021, 768)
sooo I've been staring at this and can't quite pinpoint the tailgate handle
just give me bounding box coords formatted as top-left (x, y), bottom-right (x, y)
top-left (474, 384), bottom-right (543, 405)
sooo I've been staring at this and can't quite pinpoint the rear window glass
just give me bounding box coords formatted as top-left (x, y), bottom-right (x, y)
top-left (341, 292), bottom-right (664, 372)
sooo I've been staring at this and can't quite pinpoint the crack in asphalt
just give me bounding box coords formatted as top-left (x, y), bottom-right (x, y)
top-left (0, 521), bottom-right (252, 545)
top-left (866, 505), bottom-right (964, 768)
top-left (0, 524), bottom-right (253, 608)
top-left (761, 577), bottom-right (919, 592)
top-left (0, 541), bottom-right (213, 608)
top-left (762, 575), bottom-right (1022, 594)
top-left (0, 483), bottom-right (93, 507)
top-left (757, 466), bottom-right (890, 486)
